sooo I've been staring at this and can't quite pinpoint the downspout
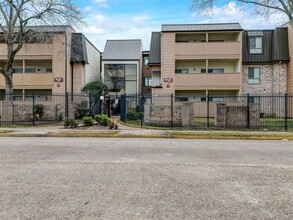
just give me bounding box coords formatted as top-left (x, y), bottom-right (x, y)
top-left (71, 62), bottom-right (74, 101)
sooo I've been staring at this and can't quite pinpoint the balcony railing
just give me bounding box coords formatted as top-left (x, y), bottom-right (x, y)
top-left (0, 73), bottom-right (53, 89)
top-left (175, 42), bottom-right (241, 59)
top-left (174, 73), bottom-right (241, 90)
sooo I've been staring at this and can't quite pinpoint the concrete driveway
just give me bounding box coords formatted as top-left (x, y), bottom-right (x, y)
top-left (0, 138), bottom-right (292, 219)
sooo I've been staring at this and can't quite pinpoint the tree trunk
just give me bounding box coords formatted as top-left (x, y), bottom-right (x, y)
top-left (5, 68), bottom-right (13, 102)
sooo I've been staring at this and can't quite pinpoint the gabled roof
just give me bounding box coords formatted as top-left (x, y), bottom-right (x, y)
top-left (148, 32), bottom-right (161, 65)
top-left (71, 33), bottom-right (89, 64)
top-left (161, 23), bottom-right (243, 32)
top-left (0, 25), bottom-right (74, 33)
top-left (102, 39), bottom-right (142, 60)
top-left (242, 27), bottom-right (289, 63)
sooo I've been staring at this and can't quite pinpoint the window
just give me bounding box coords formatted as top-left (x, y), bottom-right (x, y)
top-left (25, 68), bottom-right (36, 73)
top-left (46, 68), bottom-right (53, 73)
top-left (249, 37), bottom-right (262, 54)
top-left (248, 68), bottom-right (260, 84)
top-left (175, 97), bottom-right (188, 102)
top-left (175, 69), bottom-right (189, 74)
top-left (143, 56), bottom-right (149, 65)
top-left (209, 97), bottom-right (224, 102)
top-left (152, 71), bottom-right (161, 87)
top-left (104, 64), bottom-right (137, 94)
top-left (144, 77), bottom-right (152, 86)
top-left (201, 97), bottom-right (224, 102)
top-left (249, 96), bottom-right (260, 104)
top-left (13, 68), bottom-right (23, 73)
top-left (201, 69), bottom-right (224, 73)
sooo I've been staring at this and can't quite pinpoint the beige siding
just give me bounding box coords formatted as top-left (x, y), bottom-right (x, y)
top-left (161, 33), bottom-right (175, 93)
top-left (175, 73), bottom-right (241, 90)
top-left (175, 42), bottom-right (241, 59)
top-left (286, 24), bottom-right (293, 94)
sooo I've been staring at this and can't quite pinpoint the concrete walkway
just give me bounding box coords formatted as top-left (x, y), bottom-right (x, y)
top-left (0, 122), bottom-right (292, 140)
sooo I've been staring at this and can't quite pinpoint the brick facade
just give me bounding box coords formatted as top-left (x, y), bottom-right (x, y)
top-left (242, 63), bottom-right (287, 94)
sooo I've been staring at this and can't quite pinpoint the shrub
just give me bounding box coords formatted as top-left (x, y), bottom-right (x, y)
top-left (126, 112), bottom-right (143, 120)
top-left (64, 118), bottom-right (77, 128)
top-left (57, 112), bottom-right (64, 122)
top-left (95, 114), bottom-right (108, 126)
top-left (34, 104), bottom-right (44, 119)
top-left (75, 102), bottom-right (89, 119)
top-left (82, 116), bottom-right (93, 126)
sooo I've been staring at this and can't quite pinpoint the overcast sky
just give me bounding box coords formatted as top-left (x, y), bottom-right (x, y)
top-left (74, 0), bottom-right (288, 51)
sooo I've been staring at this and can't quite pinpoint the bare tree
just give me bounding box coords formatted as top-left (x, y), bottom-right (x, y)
top-left (0, 0), bottom-right (83, 100)
top-left (191, 0), bottom-right (293, 28)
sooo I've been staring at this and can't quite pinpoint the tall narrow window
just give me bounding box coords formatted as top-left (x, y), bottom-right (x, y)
top-left (249, 37), bottom-right (262, 54)
top-left (248, 67), bottom-right (260, 84)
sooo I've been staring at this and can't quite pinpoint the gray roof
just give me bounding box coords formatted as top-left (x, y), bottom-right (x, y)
top-left (0, 25), bottom-right (73, 33)
top-left (242, 27), bottom-right (289, 63)
top-left (102, 40), bottom-right (142, 60)
top-left (148, 32), bottom-right (161, 65)
top-left (71, 33), bottom-right (89, 64)
top-left (247, 31), bottom-right (264, 36)
top-left (161, 23), bottom-right (243, 32)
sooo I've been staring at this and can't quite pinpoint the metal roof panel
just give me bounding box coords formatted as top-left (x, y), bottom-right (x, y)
top-left (102, 40), bottom-right (142, 60)
top-left (161, 23), bottom-right (243, 32)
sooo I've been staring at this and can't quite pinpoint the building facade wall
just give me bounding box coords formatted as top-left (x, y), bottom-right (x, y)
top-left (285, 24), bottom-right (293, 94)
top-left (242, 63), bottom-right (287, 94)
top-left (84, 40), bottom-right (101, 84)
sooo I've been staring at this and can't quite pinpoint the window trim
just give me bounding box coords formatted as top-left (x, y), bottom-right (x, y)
top-left (249, 36), bottom-right (263, 54)
top-left (248, 67), bottom-right (260, 84)
top-left (175, 69), bottom-right (189, 74)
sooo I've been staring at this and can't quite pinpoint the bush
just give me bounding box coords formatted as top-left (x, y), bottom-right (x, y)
top-left (64, 119), bottom-right (77, 128)
top-left (82, 116), bottom-right (93, 126)
top-left (75, 102), bottom-right (89, 119)
top-left (34, 104), bottom-right (44, 119)
top-left (57, 113), bottom-right (64, 122)
top-left (95, 114), bottom-right (108, 126)
top-left (126, 112), bottom-right (143, 120)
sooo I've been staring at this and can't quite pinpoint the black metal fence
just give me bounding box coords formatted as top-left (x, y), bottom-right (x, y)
top-left (0, 93), bottom-right (113, 125)
top-left (1, 92), bottom-right (293, 131)
top-left (121, 93), bottom-right (293, 131)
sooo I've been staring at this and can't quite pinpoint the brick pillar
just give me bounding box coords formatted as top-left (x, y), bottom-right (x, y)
top-left (1, 101), bottom-right (13, 123)
top-left (181, 102), bottom-right (194, 126)
top-left (215, 103), bottom-right (226, 127)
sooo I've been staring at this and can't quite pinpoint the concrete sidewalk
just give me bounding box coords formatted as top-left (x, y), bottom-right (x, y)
top-left (0, 123), bottom-right (292, 140)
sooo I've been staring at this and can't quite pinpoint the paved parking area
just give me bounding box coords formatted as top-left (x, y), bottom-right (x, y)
top-left (0, 138), bottom-right (292, 219)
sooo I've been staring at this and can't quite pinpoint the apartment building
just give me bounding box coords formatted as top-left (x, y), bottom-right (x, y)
top-left (242, 28), bottom-right (289, 95)
top-left (0, 25), bottom-right (101, 100)
top-left (142, 51), bottom-right (152, 95)
top-left (101, 39), bottom-right (143, 97)
top-left (149, 23), bottom-right (243, 100)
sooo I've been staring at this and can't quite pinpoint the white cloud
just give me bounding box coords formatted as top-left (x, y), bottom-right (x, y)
top-left (192, 2), bottom-right (287, 29)
top-left (78, 12), bottom-right (160, 51)
top-left (93, 0), bottom-right (108, 8)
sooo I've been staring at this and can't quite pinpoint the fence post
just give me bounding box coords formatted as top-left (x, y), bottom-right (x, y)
top-left (207, 94), bottom-right (210, 128)
top-left (285, 93), bottom-right (288, 131)
top-left (140, 95), bottom-right (143, 127)
top-left (246, 94), bottom-right (250, 129)
top-left (171, 93), bottom-right (174, 129)
top-left (65, 92), bottom-right (69, 119)
top-left (108, 95), bottom-right (111, 118)
top-left (120, 94), bottom-right (126, 122)
top-left (32, 92), bottom-right (35, 126)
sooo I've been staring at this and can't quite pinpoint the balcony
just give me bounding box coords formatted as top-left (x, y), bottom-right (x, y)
top-left (174, 73), bottom-right (241, 90)
top-left (0, 44), bottom-right (53, 59)
top-left (0, 73), bottom-right (53, 89)
top-left (175, 42), bottom-right (241, 59)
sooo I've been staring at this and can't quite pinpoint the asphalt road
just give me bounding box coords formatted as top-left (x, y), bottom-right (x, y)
top-left (0, 137), bottom-right (292, 219)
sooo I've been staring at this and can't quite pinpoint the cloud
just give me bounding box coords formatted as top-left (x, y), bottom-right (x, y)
top-left (93, 0), bottom-right (108, 8)
top-left (192, 2), bottom-right (287, 29)
top-left (78, 12), bottom-right (160, 51)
